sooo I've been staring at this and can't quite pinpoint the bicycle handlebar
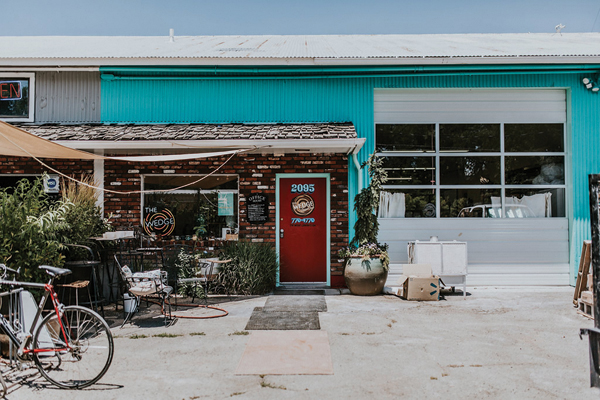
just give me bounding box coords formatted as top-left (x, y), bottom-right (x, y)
top-left (0, 264), bottom-right (20, 278)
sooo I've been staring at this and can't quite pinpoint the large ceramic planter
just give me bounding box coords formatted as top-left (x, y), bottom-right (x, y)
top-left (344, 256), bottom-right (388, 296)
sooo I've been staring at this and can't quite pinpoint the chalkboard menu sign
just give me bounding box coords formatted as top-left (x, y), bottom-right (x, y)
top-left (247, 194), bottom-right (269, 224)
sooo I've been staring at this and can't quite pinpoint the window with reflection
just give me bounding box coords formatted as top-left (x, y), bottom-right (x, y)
top-left (505, 156), bottom-right (564, 185)
top-left (439, 156), bottom-right (501, 185)
top-left (378, 189), bottom-right (436, 218)
top-left (381, 156), bottom-right (435, 185)
top-left (440, 189), bottom-right (501, 218)
top-left (143, 175), bottom-right (238, 239)
top-left (376, 124), bottom-right (435, 152)
top-left (439, 124), bottom-right (500, 152)
top-left (0, 78), bottom-right (30, 119)
top-left (376, 123), bottom-right (566, 218)
top-left (504, 124), bottom-right (563, 152)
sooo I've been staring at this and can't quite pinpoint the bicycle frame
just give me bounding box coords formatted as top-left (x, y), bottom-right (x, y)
top-left (0, 277), bottom-right (71, 357)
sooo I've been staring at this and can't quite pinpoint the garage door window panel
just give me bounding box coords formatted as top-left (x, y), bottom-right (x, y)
top-left (376, 124), bottom-right (435, 152)
top-left (376, 122), bottom-right (566, 219)
top-left (439, 124), bottom-right (500, 153)
top-left (382, 156), bottom-right (435, 186)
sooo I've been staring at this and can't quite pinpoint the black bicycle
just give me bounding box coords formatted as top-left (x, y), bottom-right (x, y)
top-left (0, 264), bottom-right (113, 389)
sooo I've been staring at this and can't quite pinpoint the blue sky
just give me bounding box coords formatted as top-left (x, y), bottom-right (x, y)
top-left (4, 0), bottom-right (600, 36)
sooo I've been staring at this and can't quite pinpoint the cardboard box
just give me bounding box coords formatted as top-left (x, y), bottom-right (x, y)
top-left (403, 277), bottom-right (440, 301)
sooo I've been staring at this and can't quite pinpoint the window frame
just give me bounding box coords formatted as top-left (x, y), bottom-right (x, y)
top-left (140, 173), bottom-right (240, 237)
top-left (376, 123), bottom-right (567, 218)
top-left (0, 72), bottom-right (35, 123)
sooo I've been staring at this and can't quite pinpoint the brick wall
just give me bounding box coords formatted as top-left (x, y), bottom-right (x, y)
top-left (0, 156), bottom-right (93, 180)
top-left (104, 153), bottom-right (350, 286)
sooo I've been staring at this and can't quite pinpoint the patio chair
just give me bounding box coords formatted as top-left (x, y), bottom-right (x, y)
top-left (177, 258), bottom-right (231, 306)
top-left (114, 255), bottom-right (173, 327)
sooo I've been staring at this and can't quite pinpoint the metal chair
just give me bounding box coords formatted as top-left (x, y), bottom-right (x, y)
top-left (114, 255), bottom-right (173, 327)
top-left (177, 258), bottom-right (230, 305)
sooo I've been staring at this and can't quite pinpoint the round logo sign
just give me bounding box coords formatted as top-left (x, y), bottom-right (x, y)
top-left (291, 194), bottom-right (315, 216)
top-left (144, 208), bottom-right (176, 237)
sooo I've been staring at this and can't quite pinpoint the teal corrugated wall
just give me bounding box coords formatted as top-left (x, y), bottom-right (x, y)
top-left (100, 68), bottom-right (600, 284)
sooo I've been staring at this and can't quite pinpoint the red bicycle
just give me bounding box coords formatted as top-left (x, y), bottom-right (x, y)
top-left (0, 264), bottom-right (113, 389)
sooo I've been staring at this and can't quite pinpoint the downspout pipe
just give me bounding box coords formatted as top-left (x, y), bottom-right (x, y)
top-left (352, 151), bottom-right (363, 193)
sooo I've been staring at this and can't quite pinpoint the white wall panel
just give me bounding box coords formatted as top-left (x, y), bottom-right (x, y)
top-left (35, 72), bottom-right (101, 123)
top-left (380, 218), bottom-right (569, 286)
top-left (374, 89), bottom-right (567, 123)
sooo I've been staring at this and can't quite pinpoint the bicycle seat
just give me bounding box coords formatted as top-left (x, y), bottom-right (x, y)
top-left (39, 265), bottom-right (72, 278)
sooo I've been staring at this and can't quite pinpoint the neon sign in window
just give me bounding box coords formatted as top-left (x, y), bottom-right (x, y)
top-left (0, 81), bottom-right (22, 101)
top-left (0, 79), bottom-right (29, 118)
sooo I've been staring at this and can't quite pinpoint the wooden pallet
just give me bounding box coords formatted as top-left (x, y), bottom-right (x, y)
top-left (578, 298), bottom-right (594, 319)
top-left (574, 240), bottom-right (592, 306)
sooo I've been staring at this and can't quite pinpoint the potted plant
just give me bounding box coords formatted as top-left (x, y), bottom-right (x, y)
top-left (340, 153), bottom-right (390, 295)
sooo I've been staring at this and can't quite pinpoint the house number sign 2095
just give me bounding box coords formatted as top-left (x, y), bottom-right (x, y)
top-left (291, 184), bottom-right (315, 193)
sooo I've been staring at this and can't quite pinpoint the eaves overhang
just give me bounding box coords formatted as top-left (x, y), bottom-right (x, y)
top-left (54, 138), bottom-right (366, 155)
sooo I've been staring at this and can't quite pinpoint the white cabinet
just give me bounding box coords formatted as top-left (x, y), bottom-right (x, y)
top-left (408, 240), bottom-right (468, 298)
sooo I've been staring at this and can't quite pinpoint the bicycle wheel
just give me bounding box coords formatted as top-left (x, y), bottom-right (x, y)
top-left (32, 305), bottom-right (114, 389)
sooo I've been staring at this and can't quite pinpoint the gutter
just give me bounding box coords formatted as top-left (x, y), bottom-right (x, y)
top-left (53, 137), bottom-right (367, 153)
top-left (100, 65), bottom-right (600, 81)
top-left (102, 64), bottom-right (600, 75)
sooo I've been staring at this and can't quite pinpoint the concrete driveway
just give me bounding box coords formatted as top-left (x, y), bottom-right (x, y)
top-left (6, 287), bottom-right (600, 399)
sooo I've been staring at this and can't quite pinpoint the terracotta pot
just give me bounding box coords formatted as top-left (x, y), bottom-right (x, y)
top-left (343, 256), bottom-right (388, 296)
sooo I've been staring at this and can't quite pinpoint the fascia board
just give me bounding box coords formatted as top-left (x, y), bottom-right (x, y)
top-left (54, 138), bottom-right (366, 153)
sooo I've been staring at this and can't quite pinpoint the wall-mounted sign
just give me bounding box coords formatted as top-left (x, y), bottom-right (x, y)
top-left (291, 194), bottom-right (315, 216)
top-left (144, 207), bottom-right (175, 236)
top-left (43, 174), bottom-right (60, 194)
top-left (218, 192), bottom-right (234, 216)
top-left (0, 81), bottom-right (21, 101)
top-left (0, 78), bottom-right (29, 119)
top-left (247, 193), bottom-right (269, 224)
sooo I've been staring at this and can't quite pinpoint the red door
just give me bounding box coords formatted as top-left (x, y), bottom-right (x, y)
top-left (279, 177), bottom-right (327, 283)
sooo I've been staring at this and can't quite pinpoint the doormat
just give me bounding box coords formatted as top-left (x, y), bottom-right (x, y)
top-left (245, 308), bottom-right (320, 330)
top-left (262, 295), bottom-right (327, 312)
top-left (244, 295), bottom-right (326, 330)
top-left (235, 330), bottom-right (333, 375)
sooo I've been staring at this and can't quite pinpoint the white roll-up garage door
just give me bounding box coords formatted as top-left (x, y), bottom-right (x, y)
top-left (375, 89), bottom-right (569, 286)
top-left (374, 88), bottom-right (566, 124)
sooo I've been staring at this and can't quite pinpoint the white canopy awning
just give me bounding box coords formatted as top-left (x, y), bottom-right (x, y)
top-left (0, 121), bottom-right (247, 161)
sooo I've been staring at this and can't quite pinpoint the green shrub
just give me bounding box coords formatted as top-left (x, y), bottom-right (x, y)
top-left (215, 241), bottom-right (278, 295)
top-left (351, 153), bottom-right (387, 246)
top-left (0, 178), bottom-right (68, 282)
top-left (0, 176), bottom-right (109, 282)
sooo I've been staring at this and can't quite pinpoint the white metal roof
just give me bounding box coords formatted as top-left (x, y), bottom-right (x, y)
top-left (1, 33), bottom-right (600, 66)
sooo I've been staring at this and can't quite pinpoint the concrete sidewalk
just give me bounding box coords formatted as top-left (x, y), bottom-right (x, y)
top-left (7, 287), bottom-right (600, 399)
